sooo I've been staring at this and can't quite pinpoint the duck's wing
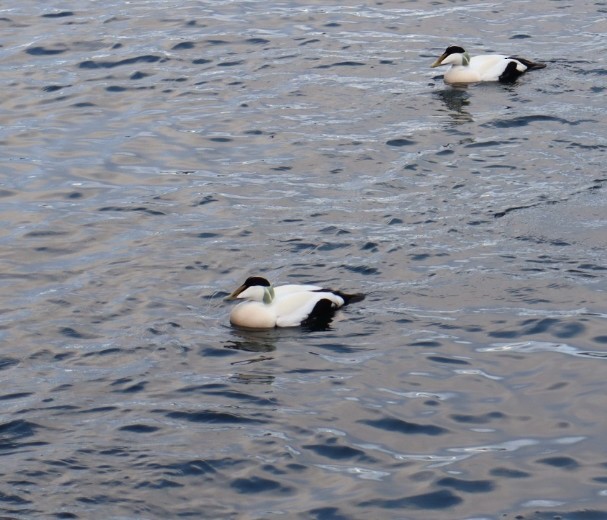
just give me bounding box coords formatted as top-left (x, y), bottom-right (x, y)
top-left (274, 291), bottom-right (344, 327)
top-left (469, 54), bottom-right (510, 80)
top-left (274, 284), bottom-right (324, 298)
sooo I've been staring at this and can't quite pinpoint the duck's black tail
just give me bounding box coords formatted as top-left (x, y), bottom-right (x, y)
top-left (312, 288), bottom-right (365, 306)
top-left (500, 57), bottom-right (546, 82)
top-left (334, 291), bottom-right (365, 306)
top-left (510, 56), bottom-right (547, 71)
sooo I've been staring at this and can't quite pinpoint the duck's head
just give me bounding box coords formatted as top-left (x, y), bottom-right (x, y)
top-left (225, 276), bottom-right (275, 304)
top-left (431, 46), bottom-right (470, 67)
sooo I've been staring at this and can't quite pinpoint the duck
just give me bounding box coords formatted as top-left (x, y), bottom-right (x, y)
top-left (431, 45), bottom-right (546, 84)
top-left (225, 276), bottom-right (365, 329)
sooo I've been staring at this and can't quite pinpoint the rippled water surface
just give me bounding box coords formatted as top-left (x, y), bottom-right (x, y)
top-left (1, 1), bottom-right (607, 518)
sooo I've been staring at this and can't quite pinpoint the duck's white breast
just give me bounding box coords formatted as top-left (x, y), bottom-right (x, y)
top-left (229, 301), bottom-right (276, 329)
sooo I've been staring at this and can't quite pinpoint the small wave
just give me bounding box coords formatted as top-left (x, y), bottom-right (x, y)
top-left (161, 409), bottom-right (263, 424)
top-left (359, 489), bottom-right (462, 510)
top-left (361, 416), bottom-right (450, 436)
top-left (78, 55), bottom-right (164, 69)
top-left (482, 341), bottom-right (607, 359)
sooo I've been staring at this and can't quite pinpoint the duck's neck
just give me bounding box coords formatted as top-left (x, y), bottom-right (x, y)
top-left (263, 286), bottom-right (275, 304)
top-left (461, 52), bottom-right (470, 66)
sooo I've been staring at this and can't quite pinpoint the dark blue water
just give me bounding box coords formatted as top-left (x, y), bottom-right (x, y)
top-left (1, 1), bottom-right (606, 519)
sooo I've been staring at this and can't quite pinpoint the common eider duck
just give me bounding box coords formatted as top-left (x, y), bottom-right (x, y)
top-left (225, 276), bottom-right (364, 329)
top-left (431, 45), bottom-right (546, 84)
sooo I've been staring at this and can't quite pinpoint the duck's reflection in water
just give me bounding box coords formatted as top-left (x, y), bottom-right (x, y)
top-left (434, 86), bottom-right (473, 124)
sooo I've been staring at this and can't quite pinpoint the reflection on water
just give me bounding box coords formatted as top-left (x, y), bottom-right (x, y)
top-left (225, 327), bottom-right (279, 354)
top-left (434, 86), bottom-right (473, 124)
top-left (1, 0), bottom-right (607, 519)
